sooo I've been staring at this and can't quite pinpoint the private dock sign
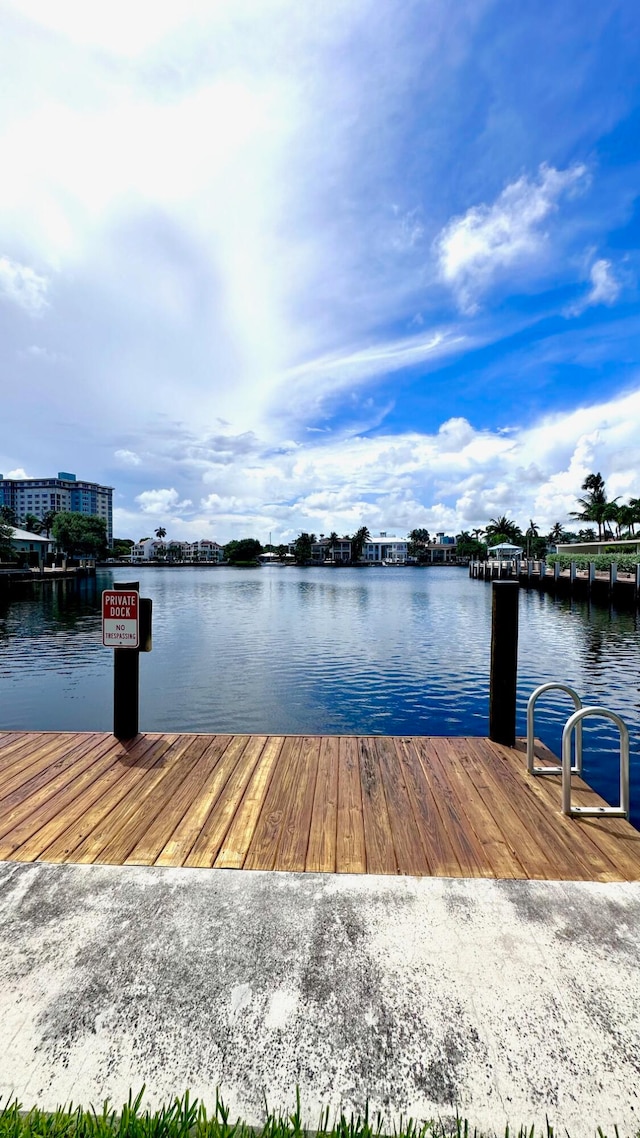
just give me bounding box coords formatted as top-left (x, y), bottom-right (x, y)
top-left (102, 589), bottom-right (139, 648)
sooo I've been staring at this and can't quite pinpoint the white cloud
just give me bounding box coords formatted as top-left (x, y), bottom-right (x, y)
top-left (4, 468), bottom-right (31, 479)
top-left (436, 164), bottom-right (587, 312)
top-left (108, 382), bottom-right (640, 542)
top-left (114, 449), bottom-right (142, 467)
top-left (587, 259), bottom-right (620, 306)
top-left (135, 487), bottom-right (192, 514)
top-left (0, 256), bottom-right (49, 314)
top-left (567, 258), bottom-right (621, 317)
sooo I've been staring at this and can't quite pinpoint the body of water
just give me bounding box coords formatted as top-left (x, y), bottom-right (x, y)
top-left (1, 565), bottom-right (639, 824)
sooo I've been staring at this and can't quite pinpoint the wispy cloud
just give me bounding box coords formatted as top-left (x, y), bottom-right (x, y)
top-left (0, 256), bottom-right (49, 314)
top-left (566, 257), bottom-right (621, 317)
top-left (17, 344), bottom-right (64, 362)
top-left (436, 164), bottom-right (587, 313)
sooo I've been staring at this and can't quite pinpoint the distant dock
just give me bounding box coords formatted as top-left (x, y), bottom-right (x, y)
top-left (0, 730), bottom-right (638, 881)
top-left (470, 558), bottom-right (640, 605)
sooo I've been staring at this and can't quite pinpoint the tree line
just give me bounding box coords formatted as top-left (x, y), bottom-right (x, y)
top-left (0, 506), bottom-right (109, 560)
top-left (2, 470), bottom-right (634, 566)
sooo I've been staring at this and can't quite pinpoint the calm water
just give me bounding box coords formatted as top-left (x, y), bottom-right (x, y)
top-left (1, 566), bottom-right (639, 824)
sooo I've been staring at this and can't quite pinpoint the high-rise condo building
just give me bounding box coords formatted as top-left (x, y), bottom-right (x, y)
top-left (0, 472), bottom-right (113, 543)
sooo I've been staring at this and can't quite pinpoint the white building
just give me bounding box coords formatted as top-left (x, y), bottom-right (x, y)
top-left (0, 471), bottom-right (113, 543)
top-left (362, 534), bottom-right (408, 563)
top-left (131, 538), bottom-right (224, 562)
top-left (131, 539), bottom-right (165, 561)
top-left (3, 527), bottom-right (53, 567)
top-left (191, 540), bottom-right (224, 562)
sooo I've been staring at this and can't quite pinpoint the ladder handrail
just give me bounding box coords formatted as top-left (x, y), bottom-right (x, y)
top-left (526, 682), bottom-right (583, 776)
top-left (562, 706), bottom-right (630, 819)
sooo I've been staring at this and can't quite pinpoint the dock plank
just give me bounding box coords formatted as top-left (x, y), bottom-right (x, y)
top-left (306, 737), bottom-right (339, 873)
top-left (0, 731), bottom-right (638, 881)
top-left (359, 736), bottom-right (397, 875)
top-left (0, 735), bottom-right (125, 859)
top-left (375, 737), bottom-right (430, 876)
top-left (430, 737), bottom-right (527, 879)
top-left (274, 736), bottom-right (321, 873)
top-left (483, 740), bottom-right (623, 882)
top-left (393, 738), bottom-right (461, 877)
top-left (126, 735), bottom-right (239, 866)
top-left (158, 736), bottom-right (265, 868)
top-left (459, 739), bottom-right (565, 880)
top-left (0, 733), bottom-right (97, 799)
top-left (513, 740), bottom-right (640, 881)
top-left (214, 736), bottom-right (283, 869)
top-left (413, 738), bottom-right (488, 878)
top-left (70, 735), bottom-right (203, 863)
top-left (38, 735), bottom-right (181, 862)
top-left (244, 736), bottom-right (304, 871)
top-left (97, 736), bottom-right (217, 864)
top-left (336, 737), bottom-right (367, 873)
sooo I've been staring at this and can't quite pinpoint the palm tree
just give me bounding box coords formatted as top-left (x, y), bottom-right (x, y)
top-left (616, 505), bottom-right (635, 538)
top-left (582, 472), bottom-right (607, 504)
top-left (603, 500), bottom-right (623, 540)
top-left (570, 472), bottom-right (615, 540)
top-left (627, 498), bottom-right (640, 536)
top-left (328, 531), bottom-right (339, 563)
top-left (23, 513), bottom-right (42, 534)
top-left (350, 526), bottom-right (370, 563)
top-left (155, 526), bottom-right (167, 540)
top-left (40, 509), bottom-right (57, 538)
top-left (486, 516), bottom-right (521, 545)
top-left (525, 519), bottom-right (539, 558)
top-left (547, 522), bottom-right (566, 544)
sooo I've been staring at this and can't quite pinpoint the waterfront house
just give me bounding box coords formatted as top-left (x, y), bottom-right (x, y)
top-left (131, 538), bottom-right (165, 561)
top-left (191, 540), bottom-right (224, 562)
top-left (131, 538), bottom-right (224, 563)
top-left (363, 533), bottom-right (408, 564)
top-left (308, 537), bottom-right (352, 563)
top-left (422, 534), bottom-right (458, 563)
top-left (5, 527), bottom-right (53, 567)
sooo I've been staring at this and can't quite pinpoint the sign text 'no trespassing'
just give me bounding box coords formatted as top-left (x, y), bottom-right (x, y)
top-left (102, 590), bottom-right (139, 648)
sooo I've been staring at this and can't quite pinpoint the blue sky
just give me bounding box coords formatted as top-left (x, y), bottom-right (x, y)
top-left (1, 0), bottom-right (639, 542)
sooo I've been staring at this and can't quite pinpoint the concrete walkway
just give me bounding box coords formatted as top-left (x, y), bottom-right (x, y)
top-left (0, 862), bottom-right (639, 1135)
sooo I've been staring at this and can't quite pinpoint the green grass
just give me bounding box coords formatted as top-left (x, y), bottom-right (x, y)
top-left (0, 1090), bottom-right (636, 1138)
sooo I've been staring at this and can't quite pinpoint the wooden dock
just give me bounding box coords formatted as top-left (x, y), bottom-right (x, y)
top-left (0, 731), bottom-right (639, 881)
top-left (470, 557), bottom-right (640, 605)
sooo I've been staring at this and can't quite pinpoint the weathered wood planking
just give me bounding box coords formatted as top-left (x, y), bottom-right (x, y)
top-left (0, 730), bottom-right (639, 881)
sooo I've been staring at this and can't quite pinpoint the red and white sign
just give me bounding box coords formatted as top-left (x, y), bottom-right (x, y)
top-left (102, 589), bottom-right (139, 648)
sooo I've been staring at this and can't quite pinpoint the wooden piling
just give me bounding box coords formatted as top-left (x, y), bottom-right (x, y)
top-left (489, 581), bottom-right (519, 747)
top-left (113, 580), bottom-right (140, 740)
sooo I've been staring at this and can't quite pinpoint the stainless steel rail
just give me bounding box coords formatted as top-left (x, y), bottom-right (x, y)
top-left (526, 682), bottom-right (583, 776)
top-left (562, 707), bottom-right (630, 819)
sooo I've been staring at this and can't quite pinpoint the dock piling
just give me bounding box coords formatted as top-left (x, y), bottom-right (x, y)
top-left (113, 580), bottom-right (141, 740)
top-left (489, 581), bottom-right (519, 746)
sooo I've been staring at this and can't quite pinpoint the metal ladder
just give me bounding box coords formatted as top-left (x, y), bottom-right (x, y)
top-left (526, 683), bottom-right (630, 819)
